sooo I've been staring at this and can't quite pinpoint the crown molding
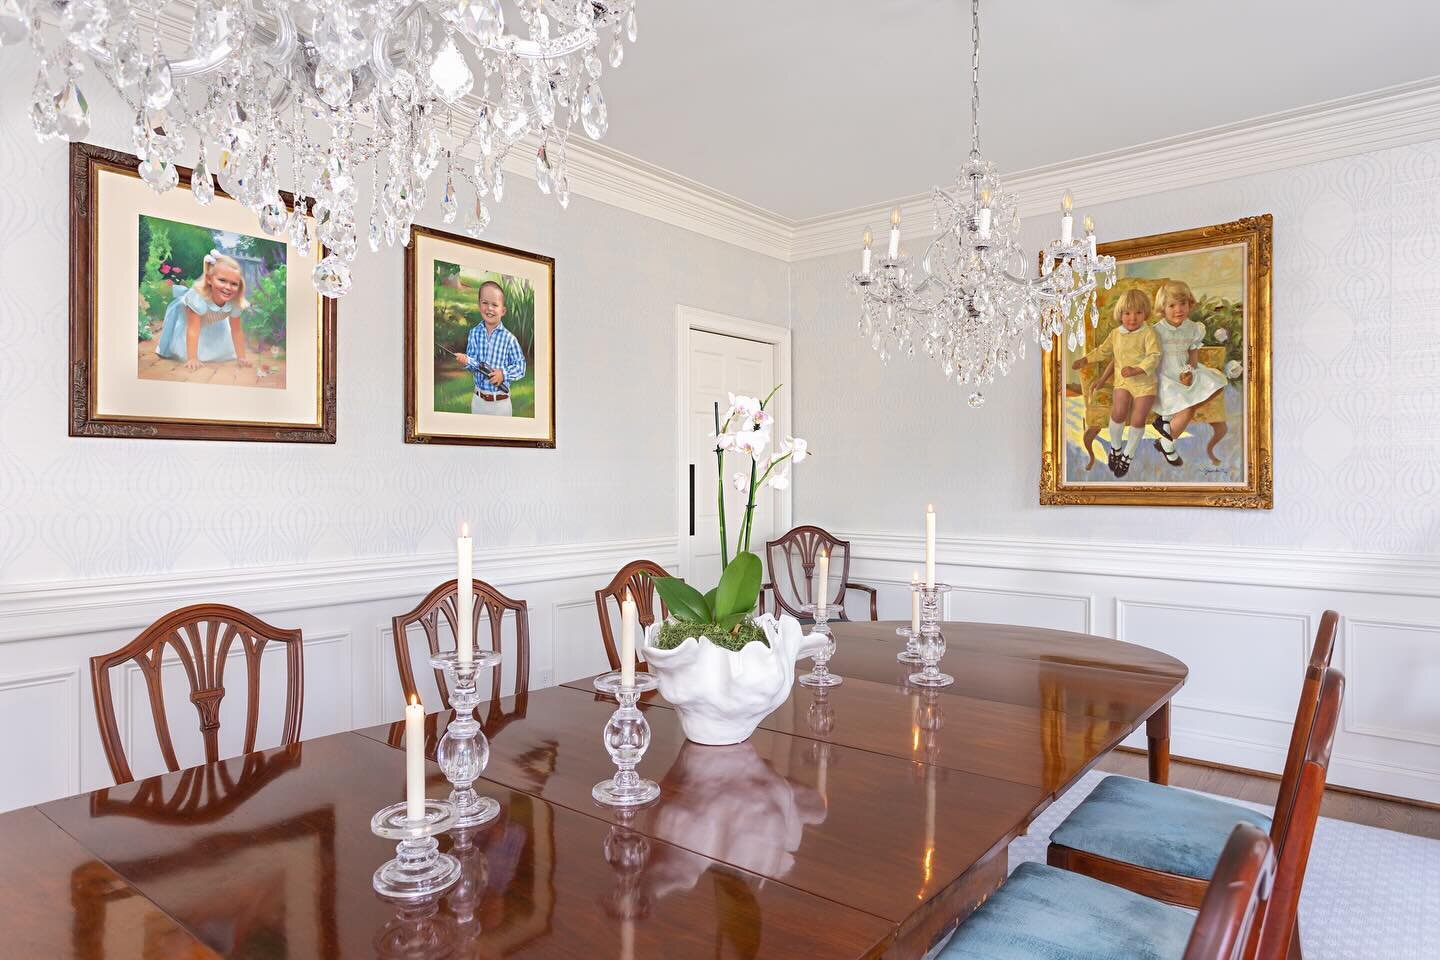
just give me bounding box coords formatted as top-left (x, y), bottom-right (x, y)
top-left (787, 75), bottom-right (1440, 261)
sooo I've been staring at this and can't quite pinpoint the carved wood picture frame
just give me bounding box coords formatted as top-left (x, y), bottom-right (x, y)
top-left (68, 142), bottom-right (337, 443)
top-left (1040, 214), bottom-right (1273, 508)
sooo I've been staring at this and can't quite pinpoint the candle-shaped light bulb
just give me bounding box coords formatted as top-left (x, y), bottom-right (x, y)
top-left (861, 226), bottom-right (873, 274)
top-left (620, 587), bottom-right (637, 687)
top-left (815, 547), bottom-right (830, 620)
top-left (1061, 191), bottom-right (1074, 214)
top-left (1060, 190), bottom-right (1074, 244)
top-left (1083, 214), bottom-right (1097, 257)
top-left (978, 187), bottom-right (992, 208)
top-left (405, 696), bottom-right (425, 822)
top-left (456, 523), bottom-right (474, 665)
top-left (888, 206), bottom-right (901, 258)
top-left (976, 187), bottom-right (993, 239)
top-left (924, 504), bottom-right (936, 589)
top-left (910, 570), bottom-right (921, 633)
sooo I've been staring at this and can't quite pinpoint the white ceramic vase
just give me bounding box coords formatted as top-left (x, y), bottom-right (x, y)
top-left (641, 613), bottom-right (825, 746)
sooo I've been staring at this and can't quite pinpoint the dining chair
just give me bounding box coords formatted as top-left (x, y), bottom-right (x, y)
top-left (594, 559), bottom-right (670, 671)
top-left (1046, 611), bottom-right (1337, 898)
top-left (1049, 658), bottom-right (1345, 960)
top-left (939, 821), bottom-right (1276, 960)
top-left (90, 603), bottom-right (305, 786)
top-left (761, 525), bottom-right (878, 621)
top-left (392, 578), bottom-right (531, 709)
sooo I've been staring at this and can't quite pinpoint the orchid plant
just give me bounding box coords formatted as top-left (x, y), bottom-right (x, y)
top-left (654, 386), bottom-right (811, 650)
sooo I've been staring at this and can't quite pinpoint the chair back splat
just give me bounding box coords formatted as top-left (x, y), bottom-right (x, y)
top-left (91, 604), bottom-right (304, 785)
top-left (594, 560), bottom-right (670, 671)
top-left (392, 579), bottom-right (531, 709)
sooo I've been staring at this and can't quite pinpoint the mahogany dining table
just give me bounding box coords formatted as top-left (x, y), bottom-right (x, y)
top-left (8, 620), bottom-right (1185, 960)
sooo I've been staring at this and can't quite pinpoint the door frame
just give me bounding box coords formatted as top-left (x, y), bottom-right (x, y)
top-left (675, 305), bottom-right (793, 580)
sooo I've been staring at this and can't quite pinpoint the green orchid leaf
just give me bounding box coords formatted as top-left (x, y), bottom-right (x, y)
top-left (703, 588), bottom-right (718, 622)
top-left (652, 577), bottom-right (711, 624)
top-left (714, 551), bottom-right (762, 620)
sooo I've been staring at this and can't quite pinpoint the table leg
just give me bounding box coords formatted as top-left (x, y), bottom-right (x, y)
top-left (1147, 701), bottom-right (1171, 785)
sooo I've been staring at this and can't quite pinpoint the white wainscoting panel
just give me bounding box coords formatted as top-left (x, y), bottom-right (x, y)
top-left (0, 668), bottom-right (79, 809)
top-left (0, 536), bottom-right (678, 812)
top-left (838, 530), bottom-right (1440, 804)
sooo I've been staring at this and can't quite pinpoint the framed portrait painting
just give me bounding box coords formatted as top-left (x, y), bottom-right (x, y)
top-left (68, 143), bottom-right (337, 442)
top-left (404, 225), bottom-right (556, 447)
top-left (1040, 214), bottom-right (1273, 508)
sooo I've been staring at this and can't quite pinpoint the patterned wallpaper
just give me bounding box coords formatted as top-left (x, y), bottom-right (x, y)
top-left (0, 58), bottom-right (791, 584)
top-left (790, 139), bottom-right (1440, 554)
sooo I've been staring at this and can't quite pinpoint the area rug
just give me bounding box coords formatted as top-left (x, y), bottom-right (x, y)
top-left (1005, 769), bottom-right (1440, 959)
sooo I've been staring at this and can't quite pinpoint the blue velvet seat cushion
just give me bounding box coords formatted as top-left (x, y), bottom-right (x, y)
top-left (1050, 775), bottom-right (1272, 879)
top-left (938, 861), bottom-right (1194, 960)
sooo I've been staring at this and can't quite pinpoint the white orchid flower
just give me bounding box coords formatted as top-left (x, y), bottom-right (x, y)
top-left (729, 393), bottom-right (762, 421)
top-left (733, 428), bottom-right (770, 459)
top-left (731, 471), bottom-right (749, 491)
top-left (765, 470), bottom-right (790, 490)
top-left (786, 436), bottom-right (809, 463)
top-left (713, 433), bottom-right (736, 452)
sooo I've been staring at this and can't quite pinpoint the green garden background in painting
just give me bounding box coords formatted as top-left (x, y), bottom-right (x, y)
top-left (432, 259), bottom-right (537, 418)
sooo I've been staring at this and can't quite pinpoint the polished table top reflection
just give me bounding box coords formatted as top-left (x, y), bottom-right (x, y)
top-left (17, 620), bottom-right (1184, 959)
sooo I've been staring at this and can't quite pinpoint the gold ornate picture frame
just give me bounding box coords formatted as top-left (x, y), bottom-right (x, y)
top-left (1040, 215), bottom-right (1273, 508)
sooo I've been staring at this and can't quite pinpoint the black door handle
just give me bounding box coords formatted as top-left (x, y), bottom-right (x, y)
top-left (688, 464), bottom-right (696, 536)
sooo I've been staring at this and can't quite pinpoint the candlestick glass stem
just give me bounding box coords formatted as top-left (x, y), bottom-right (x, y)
top-left (895, 625), bottom-right (923, 664)
top-left (798, 603), bottom-right (842, 687)
top-left (430, 650), bottom-right (504, 828)
top-left (908, 582), bottom-right (955, 687)
top-left (593, 672), bottom-right (661, 807)
top-left (371, 799), bottom-right (462, 900)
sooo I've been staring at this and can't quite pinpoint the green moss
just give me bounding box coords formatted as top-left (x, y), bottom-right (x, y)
top-left (654, 617), bottom-right (768, 652)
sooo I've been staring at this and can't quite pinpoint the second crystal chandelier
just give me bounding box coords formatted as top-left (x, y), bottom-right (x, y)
top-left (12, 0), bottom-right (639, 298)
top-left (850, 0), bottom-right (1116, 406)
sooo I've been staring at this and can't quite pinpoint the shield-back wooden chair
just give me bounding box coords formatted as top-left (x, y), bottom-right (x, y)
top-left (1047, 610), bottom-right (1343, 960)
top-left (391, 578), bottom-right (531, 711)
top-left (938, 820), bottom-right (1276, 960)
top-left (90, 604), bottom-right (305, 786)
top-left (594, 560), bottom-right (670, 671)
top-left (762, 525), bottom-right (877, 621)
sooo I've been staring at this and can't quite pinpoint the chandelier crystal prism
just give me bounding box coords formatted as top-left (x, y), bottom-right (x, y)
top-left (10, 0), bottom-right (640, 298)
top-left (850, 0), bottom-right (1115, 407)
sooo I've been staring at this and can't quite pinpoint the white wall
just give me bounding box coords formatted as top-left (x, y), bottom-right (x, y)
top-left (0, 57), bottom-right (790, 811)
top-left (790, 138), bottom-right (1440, 802)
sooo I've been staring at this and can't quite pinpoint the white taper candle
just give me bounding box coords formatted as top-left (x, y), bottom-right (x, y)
top-left (815, 547), bottom-right (829, 619)
top-left (924, 504), bottom-right (936, 589)
top-left (620, 588), bottom-right (637, 687)
top-left (405, 697), bottom-right (425, 822)
top-left (457, 523), bottom-right (474, 665)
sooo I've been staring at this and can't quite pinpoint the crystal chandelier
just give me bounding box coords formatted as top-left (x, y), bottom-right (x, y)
top-left (8, 0), bottom-right (639, 297)
top-left (850, 0), bottom-right (1115, 407)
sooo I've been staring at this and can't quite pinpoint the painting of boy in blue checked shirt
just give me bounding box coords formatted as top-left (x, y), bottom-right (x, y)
top-left (454, 280), bottom-right (526, 417)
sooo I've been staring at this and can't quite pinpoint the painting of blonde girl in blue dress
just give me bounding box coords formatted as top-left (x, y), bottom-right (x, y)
top-left (1150, 280), bottom-right (1229, 469)
top-left (137, 215), bottom-right (289, 389)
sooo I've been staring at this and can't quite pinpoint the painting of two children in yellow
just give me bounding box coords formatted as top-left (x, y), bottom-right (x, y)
top-left (1063, 245), bottom-right (1247, 485)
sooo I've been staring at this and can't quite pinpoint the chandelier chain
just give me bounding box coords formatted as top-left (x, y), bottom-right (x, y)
top-left (970, 0), bottom-right (981, 156)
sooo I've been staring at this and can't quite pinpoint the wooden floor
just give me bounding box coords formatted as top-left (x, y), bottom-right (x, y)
top-left (1096, 750), bottom-right (1440, 841)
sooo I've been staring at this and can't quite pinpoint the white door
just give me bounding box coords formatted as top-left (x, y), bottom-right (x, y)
top-left (686, 329), bottom-right (779, 588)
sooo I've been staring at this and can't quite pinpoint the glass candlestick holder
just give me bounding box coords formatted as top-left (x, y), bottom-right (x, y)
top-left (908, 581), bottom-right (955, 688)
top-left (371, 799), bottom-right (462, 900)
top-left (429, 649), bottom-right (504, 828)
top-left (895, 625), bottom-right (924, 664)
top-left (798, 603), bottom-right (842, 687)
top-left (592, 672), bottom-right (661, 807)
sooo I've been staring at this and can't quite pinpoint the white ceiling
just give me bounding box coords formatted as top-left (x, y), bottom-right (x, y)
top-left (597, 0), bottom-right (1440, 220)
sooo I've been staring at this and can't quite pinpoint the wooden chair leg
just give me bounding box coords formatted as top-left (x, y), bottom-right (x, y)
top-left (1147, 701), bottom-right (1172, 785)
